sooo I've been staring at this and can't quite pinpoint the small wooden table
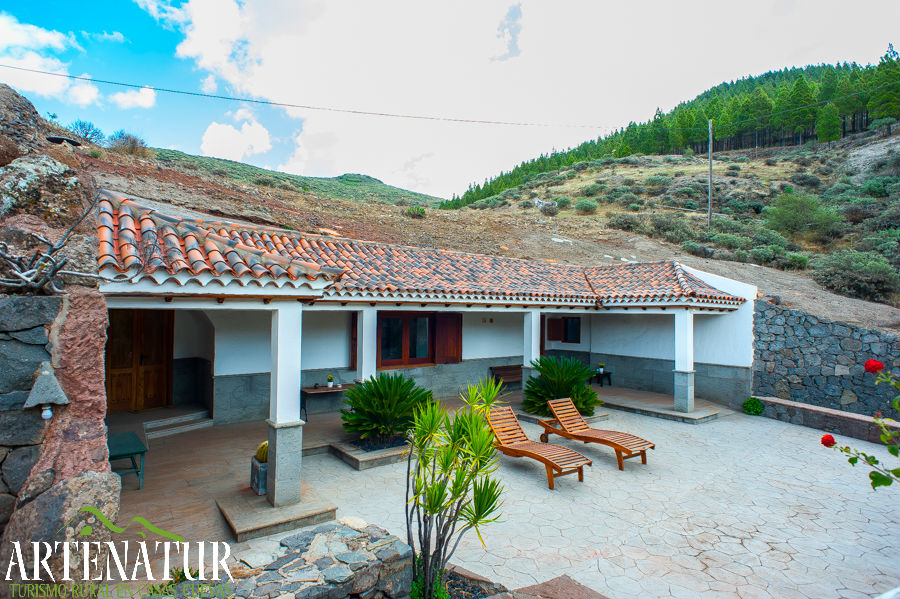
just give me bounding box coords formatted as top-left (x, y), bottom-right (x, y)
top-left (300, 384), bottom-right (357, 420)
top-left (107, 431), bottom-right (147, 490)
top-left (595, 372), bottom-right (612, 387)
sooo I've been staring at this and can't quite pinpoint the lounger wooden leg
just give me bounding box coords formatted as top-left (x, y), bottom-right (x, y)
top-left (640, 451), bottom-right (647, 465)
top-left (545, 464), bottom-right (555, 490)
top-left (616, 451), bottom-right (624, 471)
top-left (540, 433), bottom-right (549, 443)
top-left (578, 467), bottom-right (584, 482)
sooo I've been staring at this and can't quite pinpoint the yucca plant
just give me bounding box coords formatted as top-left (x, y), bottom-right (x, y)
top-left (341, 373), bottom-right (433, 444)
top-left (522, 355), bottom-right (600, 417)
top-left (405, 378), bottom-right (504, 599)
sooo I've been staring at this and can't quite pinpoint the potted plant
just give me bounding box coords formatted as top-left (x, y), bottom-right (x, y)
top-left (250, 441), bottom-right (268, 496)
top-left (327, 374), bottom-right (335, 388)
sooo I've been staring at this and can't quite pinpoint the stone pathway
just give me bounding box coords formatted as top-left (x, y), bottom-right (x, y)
top-left (302, 407), bottom-right (900, 599)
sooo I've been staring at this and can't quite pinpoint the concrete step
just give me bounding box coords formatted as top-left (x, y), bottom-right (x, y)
top-left (144, 409), bottom-right (209, 430)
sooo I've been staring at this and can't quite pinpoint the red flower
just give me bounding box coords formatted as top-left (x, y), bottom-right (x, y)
top-left (821, 434), bottom-right (837, 448)
top-left (864, 359), bottom-right (884, 374)
top-left (875, 412), bottom-right (883, 418)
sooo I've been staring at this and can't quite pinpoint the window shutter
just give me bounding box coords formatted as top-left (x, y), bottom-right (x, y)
top-left (435, 313), bottom-right (462, 364)
top-left (349, 312), bottom-right (358, 370)
top-left (546, 318), bottom-right (563, 341)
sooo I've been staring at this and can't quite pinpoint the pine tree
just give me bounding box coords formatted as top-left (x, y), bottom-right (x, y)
top-left (867, 45), bottom-right (900, 120)
top-left (816, 103), bottom-right (841, 143)
top-left (789, 75), bottom-right (818, 143)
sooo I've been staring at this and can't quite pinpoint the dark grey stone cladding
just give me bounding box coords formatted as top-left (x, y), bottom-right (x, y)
top-left (173, 357), bottom-right (212, 409)
top-left (545, 349), bottom-right (752, 409)
top-left (753, 299), bottom-right (900, 418)
top-left (212, 373), bottom-right (270, 424)
top-left (400, 356), bottom-right (523, 399)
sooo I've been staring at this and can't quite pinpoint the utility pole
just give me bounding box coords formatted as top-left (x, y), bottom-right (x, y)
top-left (708, 119), bottom-right (713, 228)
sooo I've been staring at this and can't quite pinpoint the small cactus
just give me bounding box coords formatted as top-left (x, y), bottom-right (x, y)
top-left (255, 441), bottom-right (269, 463)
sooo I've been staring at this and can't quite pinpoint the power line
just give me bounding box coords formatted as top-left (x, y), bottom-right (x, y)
top-left (0, 63), bottom-right (614, 130)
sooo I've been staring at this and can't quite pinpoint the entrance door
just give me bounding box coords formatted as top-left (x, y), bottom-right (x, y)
top-left (105, 309), bottom-right (174, 413)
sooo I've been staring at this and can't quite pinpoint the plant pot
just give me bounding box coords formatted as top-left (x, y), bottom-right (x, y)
top-left (327, 381), bottom-right (334, 388)
top-left (250, 456), bottom-right (267, 496)
top-left (598, 368), bottom-right (604, 374)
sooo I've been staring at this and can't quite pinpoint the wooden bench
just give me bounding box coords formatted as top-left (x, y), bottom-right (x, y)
top-left (490, 365), bottom-right (523, 385)
top-left (107, 431), bottom-right (147, 490)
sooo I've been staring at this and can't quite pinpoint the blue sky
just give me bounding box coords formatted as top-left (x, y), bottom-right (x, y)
top-left (2, 1), bottom-right (898, 198)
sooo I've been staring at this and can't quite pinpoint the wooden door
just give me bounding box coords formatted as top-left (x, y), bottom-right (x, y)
top-left (105, 309), bottom-right (173, 413)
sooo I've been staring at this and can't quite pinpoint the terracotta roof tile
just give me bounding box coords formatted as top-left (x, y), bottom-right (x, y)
top-left (96, 190), bottom-right (744, 305)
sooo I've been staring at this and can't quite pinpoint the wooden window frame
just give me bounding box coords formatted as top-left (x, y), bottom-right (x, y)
top-left (377, 312), bottom-right (436, 368)
top-left (562, 317), bottom-right (581, 344)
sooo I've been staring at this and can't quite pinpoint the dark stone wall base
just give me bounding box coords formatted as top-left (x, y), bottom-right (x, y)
top-left (213, 373), bottom-right (270, 424)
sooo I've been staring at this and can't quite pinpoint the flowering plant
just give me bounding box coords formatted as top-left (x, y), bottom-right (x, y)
top-left (822, 359), bottom-right (899, 489)
top-left (327, 374), bottom-right (334, 382)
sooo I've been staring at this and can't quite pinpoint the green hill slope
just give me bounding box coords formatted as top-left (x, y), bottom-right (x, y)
top-left (153, 148), bottom-right (443, 206)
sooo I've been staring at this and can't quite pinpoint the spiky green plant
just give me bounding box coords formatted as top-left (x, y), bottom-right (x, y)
top-left (405, 377), bottom-right (504, 599)
top-left (341, 373), bottom-right (433, 444)
top-left (255, 441), bottom-right (269, 463)
top-left (522, 356), bottom-right (600, 417)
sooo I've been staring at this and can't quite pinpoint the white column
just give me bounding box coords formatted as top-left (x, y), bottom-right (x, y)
top-left (267, 303), bottom-right (303, 506)
top-left (673, 309), bottom-right (695, 413)
top-left (357, 307), bottom-right (377, 381)
top-left (523, 310), bottom-right (541, 380)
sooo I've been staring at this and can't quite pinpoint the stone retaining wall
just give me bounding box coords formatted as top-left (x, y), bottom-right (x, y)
top-left (753, 300), bottom-right (900, 418)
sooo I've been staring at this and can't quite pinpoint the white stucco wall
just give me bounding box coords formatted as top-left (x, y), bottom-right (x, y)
top-left (173, 310), bottom-right (214, 361)
top-left (544, 315), bottom-right (592, 352)
top-left (461, 312), bottom-right (522, 360)
top-left (301, 311), bottom-right (351, 370)
top-left (204, 310), bottom-right (272, 375)
top-left (590, 314), bottom-right (675, 359)
top-left (685, 266), bottom-right (757, 368)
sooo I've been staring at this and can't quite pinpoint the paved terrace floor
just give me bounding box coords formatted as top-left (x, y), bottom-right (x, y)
top-left (112, 400), bottom-right (899, 599)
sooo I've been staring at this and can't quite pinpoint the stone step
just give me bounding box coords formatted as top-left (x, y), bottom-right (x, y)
top-left (144, 415), bottom-right (213, 440)
top-left (143, 409), bottom-right (209, 430)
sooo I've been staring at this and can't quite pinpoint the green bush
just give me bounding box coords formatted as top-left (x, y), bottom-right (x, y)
top-left (681, 240), bottom-right (708, 256)
top-left (518, 199), bottom-right (532, 209)
top-left (405, 205), bottom-right (426, 218)
top-left (733, 249), bottom-right (750, 262)
top-left (341, 373), bottom-right (434, 444)
top-left (648, 213), bottom-right (695, 243)
top-left (726, 164), bottom-right (741, 172)
top-left (627, 203), bottom-right (642, 212)
top-left (811, 250), bottom-right (900, 302)
top-left (523, 356), bottom-right (600, 417)
top-left (784, 252), bottom-right (809, 270)
top-left (790, 173), bottom-right (821, 188)
top-left (711, 233), bottom-right (751, 250)
top-left (554, 196), bottom-right (572, 209)
top-left (574, 198), bottom-right (599, 213)
top-left (683, 148), bottom-right (694, 157)
top-left (742, 397), bottom-right (765, 416)
top-left (581, 184), bottom-right (603, 197)
top-left (106, 130), bottom-right (151, 157)
top-left (857, 229), bottom-right (900, 267)
top-left (764, 189), bottom-right (841, 240)
top-left (750, 227), bottom-right (789, 249)
top-left (765, 158), bottom-right (778, 166)
top-left (607, 212), bottom-right (644, 231)
top-left (749, 246), bottom-right (776, 264)
top-left (645, 175), bottom-right (672, 190)
top-left (88, 149), bottom-right (102, 159)
top-left (863, 176), bottom-right (897, 198)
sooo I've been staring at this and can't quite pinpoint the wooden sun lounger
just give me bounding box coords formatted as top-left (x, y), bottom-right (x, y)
top-left (539, 398), bottom-right (655, 471)
top-left (488, 405), bottom-right (591, 490)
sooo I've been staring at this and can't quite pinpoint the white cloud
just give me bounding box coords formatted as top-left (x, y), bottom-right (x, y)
top-left (0, 13), bottom-right (74, 52)
top-left (110, 86), bottom-right (157, 109)
top-left (67, 75), bottom-right (101, 106)
top-left (152, 0), bottom-right (900, 197)
top-left (201, 114), bottom-right (271, 161)
top-left (81, 30), bottom-right (127, 43)
top-left (133, 0), bottom-right (185, 22)
top-left (200, 73), bottom-right (217, 93)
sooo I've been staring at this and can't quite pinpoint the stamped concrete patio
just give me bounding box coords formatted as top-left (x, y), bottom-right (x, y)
top-left (113, 402), bottom-right (899, 599)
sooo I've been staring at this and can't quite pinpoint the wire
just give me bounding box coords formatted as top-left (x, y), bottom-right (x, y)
top-left (0, 63), bottom-right (614, 130)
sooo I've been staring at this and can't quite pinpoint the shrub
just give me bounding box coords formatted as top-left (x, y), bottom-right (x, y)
top-left (783, 252), bottom-right (809, 270)
top-left (523, 356), bottom-right (600, 417)
top-left (518, 199), bottom-right (532, 209)
top-left (67, 119), bottom-right (104, 144)
top-left (607, 212), bottom-right (643, 231)
top-left (341, 373), bottom-right (434, 444)
top-left (540, 201), bottom-right (559, 216)
top-left (254, 175), bottom-right (277, 187)
top-left (683, 148), bottom-right (694, 157)
top-left (648, 213), bottom-right (695, 243)
top-left (554, 196), bottom-right (572, 209)
top-left (733, 249), bottom-right (750, 262)
top-left (711, 233), bottom-right (751, 250)
top-left (764, 189), bottom-right (841, 240)
top-left (742, 397), bottom-right (765, 415)
top-left (88, 149), bottom-right (102, 159)
top-left (106, 130), bottom-right (151, 157)
top-left (574, 198), bottom-right (599, 213)
top-left (765, 158), bottom-right (778, 166)
top-left (863, 176), bottom-right (897, 198)
top-left (811, 250), bottom-right (900, 302)
top-left (617, 192), bottom-right (640, 205)
top-left (405, 205), bottom-right (426, 218)
top-left (791, 173), bottom-right (822, 188)
top-left (726, 164), bottom-right (741, 172)
top-left (749, 246), bottom-right (776, 264)
top-left (750, 227), bottom-right (789, 249)
top-left (581, 184), bottom-right (603, 197)
top-left (681, 240), bottom-right (709, 256)
top-left (627, 203), bottom-right (642, 212)
top-left (856, 229), bottom-right (900, 267)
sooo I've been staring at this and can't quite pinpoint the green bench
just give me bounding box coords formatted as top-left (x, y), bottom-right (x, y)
top-left (107, 431), bottom-right (147, 490)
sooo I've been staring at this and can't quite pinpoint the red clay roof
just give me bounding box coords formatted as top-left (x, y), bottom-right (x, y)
top-left (96, 191), bottom-right (744, 306)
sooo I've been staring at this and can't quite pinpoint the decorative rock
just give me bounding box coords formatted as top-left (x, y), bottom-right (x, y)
top-left (0, 410), bottom-right (47, 446)
top-left (16, 468), bottom-right (54, 507)
top-left (322, 565), bottom-right (353, 584)
top-left (1, 445), bottom-right (40, 494)
top-left (0, 340), bottom-right (51, 393)
top-left (339, 515), bottom-right (368, 530)
top-left (9, 327), bottom-right (48, 345)
top-left (834, 364), bottom-right (851, 376)
top-left (281, 530), bottom-right (316, 551)
top-left (0, 493), bottom-right (14, 526)
top-left (0, 296), bottom-right (62, 332)
top-left (839, 390), bottom-right (858, 405)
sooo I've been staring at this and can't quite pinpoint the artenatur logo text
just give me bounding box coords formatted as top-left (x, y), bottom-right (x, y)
top-left (3, 506), bottom-right (234, 598)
